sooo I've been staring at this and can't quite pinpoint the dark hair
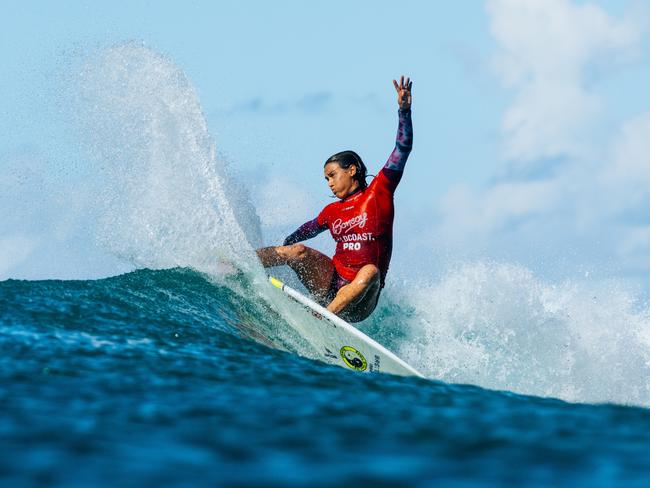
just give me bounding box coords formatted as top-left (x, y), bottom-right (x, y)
top-left (324, 150), bottom-right (368, 189)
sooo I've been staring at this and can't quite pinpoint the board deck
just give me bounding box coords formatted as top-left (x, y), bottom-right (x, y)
top-left (268, 276), bottom-right (424, 378)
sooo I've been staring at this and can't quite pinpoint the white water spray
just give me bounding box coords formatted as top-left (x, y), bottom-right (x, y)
top-left (72, 43), bottom-right (334, 361)
top-left (76, 42), bottom-right (261, 275)
top-left (389, 261), bottom-right (650, 406)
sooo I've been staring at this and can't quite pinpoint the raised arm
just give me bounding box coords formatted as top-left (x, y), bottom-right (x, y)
top-left (382, 77), bottom-right (413, 185)
top-left (283, 218), bottom-right (327, 246)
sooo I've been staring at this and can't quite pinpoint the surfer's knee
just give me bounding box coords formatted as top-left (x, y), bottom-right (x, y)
top-left (355, 264), bottom-right (379, 285)
top-left (278, 243), bottom-right (308, 261)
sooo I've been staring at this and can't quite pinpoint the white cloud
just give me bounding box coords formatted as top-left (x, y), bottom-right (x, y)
top-left (439, 180), bottom-right (559, 241)
top-left (488, 0), bottom-right (642, 164)
top-left (598, 112), bottom-right (650, 270)
top-left (601, 111), bottom-right (650, 196)
top-left (425, 1), bottom-right (650, 279)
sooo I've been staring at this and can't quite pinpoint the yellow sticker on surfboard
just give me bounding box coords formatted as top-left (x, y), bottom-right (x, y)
top-left (340, 346), bottom-right (367, 371)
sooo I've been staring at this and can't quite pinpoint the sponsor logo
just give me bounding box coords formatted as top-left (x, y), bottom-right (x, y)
top-left (341, 232), bottom-right (373, 242)
top-left (340, 232), bottom-right (373, 251)
top-left (342, 242), bottom-right (361, 250)
top-left (331, 212), bottom-right (368, 235)
top-left (340, 346), bottom-right (367, 371)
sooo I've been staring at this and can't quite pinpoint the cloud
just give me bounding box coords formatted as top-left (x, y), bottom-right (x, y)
top-left (601, 111), bottom-right (650, 201)
top-left (487, 0), bottom-right (642, 166)
top-left (439, 179), bottom-right (560, 241)
top-left (425, 1), bottom-right (650, 279)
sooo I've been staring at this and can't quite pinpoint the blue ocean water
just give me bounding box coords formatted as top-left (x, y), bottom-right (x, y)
top-left (2, 268), bottom-right (650, 487)
top-left (5, 42), bottom-right (650, 486)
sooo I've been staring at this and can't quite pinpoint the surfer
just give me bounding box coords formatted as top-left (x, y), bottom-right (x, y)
top-left (257, 76), bottom-right (413, 322)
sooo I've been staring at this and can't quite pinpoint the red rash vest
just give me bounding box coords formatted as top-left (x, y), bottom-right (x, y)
top-left (283, 108), bottom-right (413, 287)
top-left (317, 170), bottom-right (397, 285)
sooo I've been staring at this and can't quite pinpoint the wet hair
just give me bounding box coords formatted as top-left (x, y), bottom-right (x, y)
top-left (324, 150), bottom-right (368, 189)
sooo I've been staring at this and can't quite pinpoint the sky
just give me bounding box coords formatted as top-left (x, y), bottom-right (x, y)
top-left (3, 0), bottom-right (650, 291)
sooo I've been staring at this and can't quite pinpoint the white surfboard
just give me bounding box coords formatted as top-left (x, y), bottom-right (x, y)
top-left (268, 276), bottom-right (424, 378)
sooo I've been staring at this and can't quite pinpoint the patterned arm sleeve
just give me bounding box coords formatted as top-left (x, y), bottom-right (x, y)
top-left (283, 218), bottom-right (327, 246)
top-left (382, 108), bottom-right (413, 186)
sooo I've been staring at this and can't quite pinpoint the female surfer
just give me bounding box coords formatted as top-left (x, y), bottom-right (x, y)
top-left (256, 76), bottom-right (413, 323)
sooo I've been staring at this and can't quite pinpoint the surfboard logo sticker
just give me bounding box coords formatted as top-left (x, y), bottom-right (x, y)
top-left (340, 346), bottom-right (367, 371)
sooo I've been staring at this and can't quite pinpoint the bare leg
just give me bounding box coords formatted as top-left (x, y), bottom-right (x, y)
top-left (256, 244), bottom-right (335, 302)
top-left (327, 264), bottom-right (380, 317)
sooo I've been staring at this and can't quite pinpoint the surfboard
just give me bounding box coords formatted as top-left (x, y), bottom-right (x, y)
top-left (268, 276), bottom-right (424, 378)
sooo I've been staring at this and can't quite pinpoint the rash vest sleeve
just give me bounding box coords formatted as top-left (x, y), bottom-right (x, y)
top-left (283, 217), bottom-right (327, 246)
top-left (380, 108), bottom-right (413, 191)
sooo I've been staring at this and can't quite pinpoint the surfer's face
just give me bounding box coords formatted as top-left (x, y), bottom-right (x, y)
top-left (324, 162), bottom-right (359, 199)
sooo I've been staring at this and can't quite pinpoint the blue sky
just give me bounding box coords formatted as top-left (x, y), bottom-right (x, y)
top-left (3, 1), bottom-right (650, 290)
top-left (2, 1), bottom-right (499, 192)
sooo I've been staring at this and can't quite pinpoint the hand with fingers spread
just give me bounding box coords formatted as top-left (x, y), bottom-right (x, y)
top-left (393, 75), bottom-right (412, 111)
